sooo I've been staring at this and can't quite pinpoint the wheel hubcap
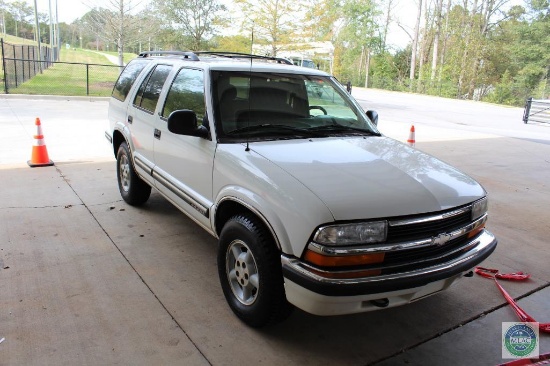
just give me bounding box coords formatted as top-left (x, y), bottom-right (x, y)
top-left (226, 240), bottom-right (259, 305)
top-left (119, 154), bottom-right (130, 192)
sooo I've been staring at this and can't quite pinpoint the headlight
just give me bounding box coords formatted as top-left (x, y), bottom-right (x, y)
top-left (313, 221), bottom-right (387, 246)
top-left (471, 197), bottom-right (488, 220)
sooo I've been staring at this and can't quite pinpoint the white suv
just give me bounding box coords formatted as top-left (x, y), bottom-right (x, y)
top-left (106, 51), bottom-right (497, 327)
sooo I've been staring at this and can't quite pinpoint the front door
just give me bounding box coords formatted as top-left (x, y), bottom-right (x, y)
top-left (153, 67), bottom-right (215, 230)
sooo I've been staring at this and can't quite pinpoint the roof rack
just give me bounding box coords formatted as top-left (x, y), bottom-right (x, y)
top-left (138, 51), bottom-right (200, 61)
top-left (137, 50), bottom-right (293, 65)
top-left (195, 51), bottom-right (293, 65)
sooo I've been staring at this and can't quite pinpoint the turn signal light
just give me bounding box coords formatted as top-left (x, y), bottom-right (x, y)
top-left (467, 225), bottom-right (485, 239)
top-left (304, 249), bottom-right (385, 268)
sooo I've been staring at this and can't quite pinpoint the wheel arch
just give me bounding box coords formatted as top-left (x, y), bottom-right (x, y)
top-left (112, 129), bottom-right (126, 158)
top-left (214, 197), bottom-right (284, 252)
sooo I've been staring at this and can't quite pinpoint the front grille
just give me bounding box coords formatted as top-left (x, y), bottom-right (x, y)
top-left (387, 208), bottom-right (471, 243)
top-left (385, 236), bottom-right (468, 264)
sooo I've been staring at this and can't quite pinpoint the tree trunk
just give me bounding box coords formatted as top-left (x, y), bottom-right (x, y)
top-left (118, 0), bottom-right (124, 67)
top-left (382, 0), bottom-right (394, 53)
top-left (458, 0), bottom-right (478, 98)
top-left (438, 0), bottom-right (451, 86)
top-left (431, 0), bottom-right (444, 81)
top-left (365, 49), bottom-right (370, 88)
top-left (410, 0), bottom-right (423, 88)
top-left (418, 0), bottom-right (430, 90)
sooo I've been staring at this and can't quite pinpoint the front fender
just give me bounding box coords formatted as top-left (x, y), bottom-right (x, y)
top-left (212, 144), bottom-right (334, 257)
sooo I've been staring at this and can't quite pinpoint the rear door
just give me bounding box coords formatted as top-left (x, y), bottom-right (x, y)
top-left (127, 64), bottom-right (173, 184)
top-left (153, 67), bottom-right (215, 229)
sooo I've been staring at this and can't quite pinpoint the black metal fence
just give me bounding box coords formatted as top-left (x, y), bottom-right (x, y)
top-left (1, 39), bottom-right (57, 89)
top-left (1, 38), bottom-right (121, 96)
top-left (523, 98), bottom-right (550, 124)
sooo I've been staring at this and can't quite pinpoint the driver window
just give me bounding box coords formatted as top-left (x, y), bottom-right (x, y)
top-left (162, 68), bottom-right (206, 121)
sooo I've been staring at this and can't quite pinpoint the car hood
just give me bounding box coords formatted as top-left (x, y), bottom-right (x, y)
top-left (250, 137), bottom-right (485, 221)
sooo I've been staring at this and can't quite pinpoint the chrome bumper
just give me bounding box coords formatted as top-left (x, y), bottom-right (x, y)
top-left (281, 230), bottom-right (497, 297)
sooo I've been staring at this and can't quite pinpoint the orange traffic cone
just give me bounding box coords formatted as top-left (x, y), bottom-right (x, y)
top-left (28, 118), bottom-right (54, 167)
top-left (407, 125), bottom-right (416, 147)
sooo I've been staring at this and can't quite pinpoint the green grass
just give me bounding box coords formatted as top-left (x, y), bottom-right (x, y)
top-left (95, 50), bottom-right (138, 65)
top-left (1, 35), bottom-right (141, 95)
top-left (1, 34), bottom-right (38, 46)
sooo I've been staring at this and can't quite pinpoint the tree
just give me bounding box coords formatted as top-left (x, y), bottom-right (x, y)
top-left (302, 0), bottom-right (338, 42)
top-left (210, 35), bottom-right (252, 53)
top-left (380, 0), bottom-right (396, 52)
top-left (237, 0), bottom-right (300, 56)
top-left (497, 1), bottom-right (550, 102)
top-left (9, 0), bottom-right (33, 38)
top-left (1, 0), bottom-right (8, 35)
top-left (82, 0), bottom-right (144, 66)
top-left (152, 0), bottom-right (226, 51)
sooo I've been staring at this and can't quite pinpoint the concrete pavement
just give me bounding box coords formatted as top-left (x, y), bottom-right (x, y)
top-left (0, 93), bottom-right (548, 365)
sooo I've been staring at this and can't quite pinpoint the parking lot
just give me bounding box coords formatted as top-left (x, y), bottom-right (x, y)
top-left (1, 91), bottom-right (549, 365)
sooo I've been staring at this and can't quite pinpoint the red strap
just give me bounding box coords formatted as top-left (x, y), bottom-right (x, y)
top-left (475, 267), bottom-right (531, 281)
top-left (475, 267), bottom-right (550, 334)
top-left (497, 351), bottom-right (550, 365)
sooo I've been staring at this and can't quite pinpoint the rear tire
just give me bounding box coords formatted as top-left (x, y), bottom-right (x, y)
top-left (116, 142), bottom-right (151, 206)
top-left (218, 214), bottom-right (293, 327)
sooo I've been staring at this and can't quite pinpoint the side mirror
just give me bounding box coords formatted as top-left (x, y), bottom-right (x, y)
top-left (366, 110), bottom-right (379, 126)
top-left (167, 109), bottom-right (209, 138)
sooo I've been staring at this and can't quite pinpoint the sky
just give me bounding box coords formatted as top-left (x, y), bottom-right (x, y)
top-left (7, 0), bottom-right (526, 50)
top-left (24, 0), bottom-right (89, 24)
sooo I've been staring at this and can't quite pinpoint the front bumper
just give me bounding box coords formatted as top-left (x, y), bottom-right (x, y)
top-left (281, 230), bottom-right (497, 315)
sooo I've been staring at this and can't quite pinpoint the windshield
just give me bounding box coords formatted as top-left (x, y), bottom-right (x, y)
top-left (211, 71), bottom-right (380, 141)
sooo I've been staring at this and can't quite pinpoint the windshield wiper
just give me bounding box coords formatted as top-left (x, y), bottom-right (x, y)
top-left (226, 124), bottom-right (327, 137)
top-left (308, 124), bottom-right (380, 136)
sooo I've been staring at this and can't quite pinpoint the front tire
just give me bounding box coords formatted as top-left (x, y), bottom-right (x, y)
top-left (116, 142), bottom-right (151, 206)
top-left (218, 214), bottom-right (293, 327)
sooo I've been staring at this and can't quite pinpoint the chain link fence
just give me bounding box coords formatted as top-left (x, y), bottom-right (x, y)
top-left (1, 38), bottom-right (121, 96)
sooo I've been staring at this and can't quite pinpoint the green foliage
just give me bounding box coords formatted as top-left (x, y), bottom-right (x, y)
top-left (210, 35), bottom-right (251, 53)
top-left (236, 0), bottom-right (300, 56)
top-left (153, 0), bottom-right (227, 51)
top-left (485, 70), bottom-right (515, 105)
top-left (330, 0), bottom-right (379, 83)
top-left (478, 1), bottom-right (550, 105)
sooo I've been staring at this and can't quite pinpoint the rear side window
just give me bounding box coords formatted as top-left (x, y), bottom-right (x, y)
top-left (132, 65), bottom-right (172, 114)
top-left (111, 59), bottom-right (149, 102)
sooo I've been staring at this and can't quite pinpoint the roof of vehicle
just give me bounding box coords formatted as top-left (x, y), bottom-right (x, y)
top-left (136, 51), bottom-right (329, 76)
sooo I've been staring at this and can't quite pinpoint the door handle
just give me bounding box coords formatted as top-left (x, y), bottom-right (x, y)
top-left (127, 115), bottom-right (133, 124)
top-left (154, 129), bottom-right (161, 139)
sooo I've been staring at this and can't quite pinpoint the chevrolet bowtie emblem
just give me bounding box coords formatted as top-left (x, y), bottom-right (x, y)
top-left (432, 233), bottom-right (452, 246)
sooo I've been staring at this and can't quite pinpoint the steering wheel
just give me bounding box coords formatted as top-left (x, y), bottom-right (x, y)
top-left (309, 106), bottom-right (327, 115)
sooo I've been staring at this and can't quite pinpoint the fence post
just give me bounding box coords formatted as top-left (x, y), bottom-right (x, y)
top-left (523, 97), bottom-right (532, 124)
top-left (86, 63), bottom-right (89, 95)
top-left (12, 44), bottom-right (18, 88)
top-left (21, 45), bottom-right (26, 83)
top-left (1, 38), bottom-right (8, 93)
